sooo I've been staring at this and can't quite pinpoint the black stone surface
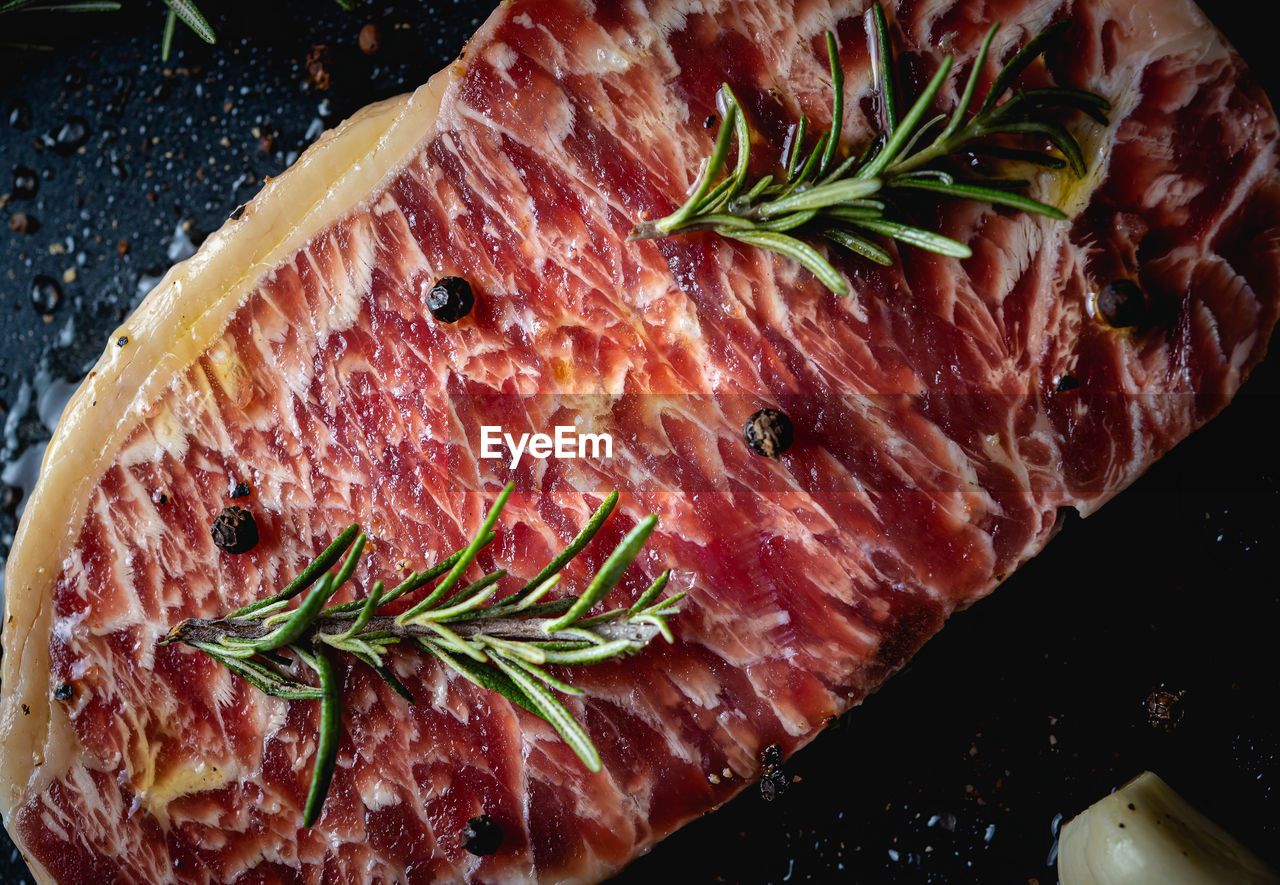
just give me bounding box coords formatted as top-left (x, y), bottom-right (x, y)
top-left (1, 2), bottom-right (1277, 882)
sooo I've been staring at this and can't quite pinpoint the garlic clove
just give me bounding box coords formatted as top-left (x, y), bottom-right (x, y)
top-left (1058, 771), bottom-right (1279, 884)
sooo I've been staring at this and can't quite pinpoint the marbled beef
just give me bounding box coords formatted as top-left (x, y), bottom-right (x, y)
top-left (2, 0), bottom-right (1278, 881)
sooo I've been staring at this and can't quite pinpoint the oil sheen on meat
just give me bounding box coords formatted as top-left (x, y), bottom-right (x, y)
top-left (2, 0), bottom-right (1278, 882)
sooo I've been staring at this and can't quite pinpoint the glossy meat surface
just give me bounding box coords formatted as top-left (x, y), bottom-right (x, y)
top-left (2, 0), bottom-right (1278, 881)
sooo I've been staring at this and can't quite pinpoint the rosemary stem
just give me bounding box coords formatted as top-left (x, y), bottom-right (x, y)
top-left (168, 611), bottom-right (667, 647)
top-left (885, 130), bottom-right (964, 176)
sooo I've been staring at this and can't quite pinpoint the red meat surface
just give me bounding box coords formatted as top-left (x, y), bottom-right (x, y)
top-left (7, 0), bottom-right (1279, 881)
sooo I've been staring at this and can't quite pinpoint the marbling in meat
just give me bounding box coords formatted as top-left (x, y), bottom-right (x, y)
top-left (2, 0), bottom-right (1278, 882)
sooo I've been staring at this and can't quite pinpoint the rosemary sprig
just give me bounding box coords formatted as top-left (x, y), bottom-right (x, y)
top-left (0, 0), bottom-right (120, 19)
top-left (0, 1), bottom-right (101, 49)
top-left (629, 5), bottom-right (1110, 295)
top-left (157, 0), bottom-right (353, 60)
top-left (0, 0), bottom-right (352, 60)
top-left (163, 483), bottom-right (682, 827)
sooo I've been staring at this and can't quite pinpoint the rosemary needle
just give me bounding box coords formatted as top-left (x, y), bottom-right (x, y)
top-left (297, 645), bottom-right (340, 829)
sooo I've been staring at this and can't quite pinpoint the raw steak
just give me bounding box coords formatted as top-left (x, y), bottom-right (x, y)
top-left (3, 0), bottom-right (1278, 881)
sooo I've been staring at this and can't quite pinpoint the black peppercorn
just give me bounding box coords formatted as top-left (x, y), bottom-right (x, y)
top-left (1096, 279), bottom-right (1146, 328)
top-left (744, 408), bottom-right (794, 458)
top-left (212, 506), bottom-right (259, 554)
top-left (231, 481), bottom-right (251, 499)
top-left (427, 276), bottom-right (475, 323)
top-left (117, 336), bottom-right (128, 347)
top-left (462, 814), bottom-right (504, 856)
top-left (760, 770), bottom-right (788, 801)
top-left (1144, 685), bottom-right (1186, 732)
top-left (53, 684), bottom-right (74, 701)
top-left (1055, 374), bottom-right (1079, 392)
top-left (758, 744), bottom-right (787, 801)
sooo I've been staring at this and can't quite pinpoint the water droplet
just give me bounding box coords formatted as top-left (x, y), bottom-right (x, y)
top-left (0, 484), bottom-right (22, 514)
top-left (7, 100), bottom-right (32, 131)
top-left (36, 370), bottom-right (79, 431)
top-left (135, 271), bottom-right (165, 304)
top-left (31, 275), bottom-right (64, 316)
top-left (1, 444), bottom-right (48, 526)
top-left (165, 221), bottom-right (203, 263)
top-left (104, 72), bottom-right (134, 116)
top-left (12, 166), bottom-right (38, 200)
top-left (54, 117), bottom-right (90, 155)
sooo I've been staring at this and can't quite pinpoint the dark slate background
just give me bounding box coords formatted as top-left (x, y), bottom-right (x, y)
top-left (1, 2), bottom-right (1277, 882)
